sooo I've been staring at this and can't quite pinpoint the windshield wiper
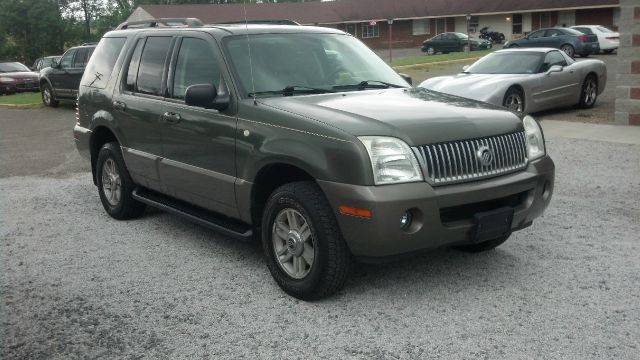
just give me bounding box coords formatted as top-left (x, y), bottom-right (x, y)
top-left (248, 85), bottom-right (335, 97)
top-left (333, 80), bottom-right (406, 91)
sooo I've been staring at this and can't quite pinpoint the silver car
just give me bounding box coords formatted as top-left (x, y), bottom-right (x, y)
top-left (419, 48), bottom-right (606, 113)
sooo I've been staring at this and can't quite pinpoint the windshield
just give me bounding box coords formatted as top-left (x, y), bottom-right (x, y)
top-left (454, 33), bottom-right (468, 39)
top-left (0, 62), bottom-right (30, 73)
top-left (224, 33), bottom-right (409, 97)
top-left (466, 52), bottom-right (543, 74)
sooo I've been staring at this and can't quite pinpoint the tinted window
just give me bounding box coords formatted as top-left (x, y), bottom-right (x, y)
top-left (59, 49), bottom-right (76, 68)
top-left (125, 39), bottom-right (144, 92)
top-left (546, 29), bottom-right (563, 37)
top-left (73, 48), bottom-right (91, 68)
top-left (82, 37), bottom-right (126, 89)
top-left (136, 37), bottom-right (172, 96)
top-left (528, 30), bottom-right (545, 39)
top-left (574, 27), bottom-right (593, 34)
top-left (172, 38), bottom-right (219, 100)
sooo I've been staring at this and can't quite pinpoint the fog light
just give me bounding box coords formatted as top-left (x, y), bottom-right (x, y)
top-left (400, 211), bottom-right (412, 230)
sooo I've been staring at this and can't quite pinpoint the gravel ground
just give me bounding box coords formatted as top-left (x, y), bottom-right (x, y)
top-left (2, 117), bottom-right (639, 358)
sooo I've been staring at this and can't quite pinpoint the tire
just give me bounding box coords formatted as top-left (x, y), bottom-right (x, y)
top-left (578, 74), bottom-right (598, 109)
top-left (603, 49), bottom-right (615, 54)
top-left (453, 235), bottom-right (510, 253)
top-left (503, 87), bottom-right (525, 113)
top-left (579, 53), bottom-right (589, 58)
top-left (261, 181), bottom-right (351, 300)
top-left (425, 46), bottom-right (435, 56)
top-left (96, 142), bottom-right (146, 220)
top-left (41, 83), bottom-right (59, 107)
top-left (560, 44), bottom-right (575, 58)
top-left (508, 44), bottom-right (519, 48)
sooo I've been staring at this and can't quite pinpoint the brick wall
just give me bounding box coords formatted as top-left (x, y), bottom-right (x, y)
top-left (338, 20), bottom-right (435, 49)
top-left (615, 1), bottom-right (640, 126)
top-left (576, 8), bottom-right (615, 29)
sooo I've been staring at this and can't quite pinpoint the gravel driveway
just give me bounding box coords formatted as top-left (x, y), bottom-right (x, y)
top-left (2, 108), bottom-right (639, 359)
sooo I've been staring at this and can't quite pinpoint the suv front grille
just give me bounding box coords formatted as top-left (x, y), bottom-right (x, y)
top-left (412, 131), bottom-right (528, 186)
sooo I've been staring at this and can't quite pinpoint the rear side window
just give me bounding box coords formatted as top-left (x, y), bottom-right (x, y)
top-left (82, 38), bottom-right (125, 89)
top-left (125, 39), bottom-right (144, 92)
top-left (172, 38), bottom-right (220, 100)
top-left (136, 37), bottom-right (172, 96)
top-left (73, 48), bottom-right (91, 68)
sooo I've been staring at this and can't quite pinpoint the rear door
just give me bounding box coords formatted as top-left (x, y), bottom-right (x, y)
top-left (539, 29), bottom-right (564, 47)
top-left (113, 35), bottom-right (173, 191)
top-left (159, 34), bottom-right (239, 217)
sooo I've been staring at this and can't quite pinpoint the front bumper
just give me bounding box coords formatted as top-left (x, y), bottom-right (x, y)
top-left (319, 156), bottom-right (554, 259)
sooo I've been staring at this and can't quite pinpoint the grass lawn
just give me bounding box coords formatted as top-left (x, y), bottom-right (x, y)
top-left (390, 49), bottom-right (495, 67)
top-left (0, 92), bottom-right (42, 105)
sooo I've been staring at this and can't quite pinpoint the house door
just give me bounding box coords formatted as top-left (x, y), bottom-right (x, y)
top-left (436, 18), bottom-right (445, 34)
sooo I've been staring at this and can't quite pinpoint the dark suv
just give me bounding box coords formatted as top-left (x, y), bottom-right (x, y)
top-left (39, 44), bottom-right (95, 107)
top-left (74, 18), bottom-right (555, 299)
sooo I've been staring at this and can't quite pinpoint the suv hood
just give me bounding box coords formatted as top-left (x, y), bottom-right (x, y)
top-left (259, 88), bottom-right (523, 146)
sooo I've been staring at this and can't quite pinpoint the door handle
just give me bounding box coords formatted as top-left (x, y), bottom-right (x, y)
top-left (112, 101), bottom-right (126, 111)
top-left (162, 112), bottom-right (182, 124)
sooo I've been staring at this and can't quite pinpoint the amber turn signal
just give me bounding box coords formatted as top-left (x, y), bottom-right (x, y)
top-left (339, 205), bottom-right (372, 219)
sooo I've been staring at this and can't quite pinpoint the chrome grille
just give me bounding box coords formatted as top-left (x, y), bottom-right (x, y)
top-left (412, 132), bottom-right (528, 186)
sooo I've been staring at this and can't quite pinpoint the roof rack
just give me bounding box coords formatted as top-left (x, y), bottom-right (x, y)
top-left (116, 18), bottom-right (204, 30)
top-left (81, 42), bottom-right (97, 46)
top-left (218, 19), bottom-right (300, 26)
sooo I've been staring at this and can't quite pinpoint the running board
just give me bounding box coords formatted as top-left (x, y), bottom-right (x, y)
top-left (132, 188), bottom-right (253, 241)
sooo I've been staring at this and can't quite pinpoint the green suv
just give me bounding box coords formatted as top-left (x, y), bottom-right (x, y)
top-left (74, 18), bottom-right (554, 299)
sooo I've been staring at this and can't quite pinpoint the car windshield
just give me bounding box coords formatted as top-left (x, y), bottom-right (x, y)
top-left (454, 33), bottom-right (469, 39)
top-left (0, 62), bottom-right (30, 73)
top-left (597, 26), bottom-right (614, 33)
top-left (465, 52), bottom-right (543, 74)
top-left (224, 33), bottom-right (409, 97)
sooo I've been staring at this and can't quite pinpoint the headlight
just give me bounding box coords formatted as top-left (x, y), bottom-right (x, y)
top-left (0, 77), bottom-right (13, 83)
top-left (523, 115), bottom-right (545, 161)
top-left (358, 136), bottom-right (423, 185)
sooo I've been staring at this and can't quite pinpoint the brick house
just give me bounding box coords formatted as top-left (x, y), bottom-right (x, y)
top-left (128, 0), bottom-right (620, 49)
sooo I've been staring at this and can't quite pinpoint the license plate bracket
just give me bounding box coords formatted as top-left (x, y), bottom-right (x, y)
top-left (473, 207), bottom-right (514, 243)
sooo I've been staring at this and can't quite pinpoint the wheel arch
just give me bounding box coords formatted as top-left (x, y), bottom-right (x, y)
top-left (502, 84), bottom-right (526, 112)
top-left (89, 125), bottom-right (121, 185)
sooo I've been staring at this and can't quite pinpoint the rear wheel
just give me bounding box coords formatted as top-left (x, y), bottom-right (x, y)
top-left (603, 49), bottom-right (615, 54)
top-left (578, 75), bottom-right (598, 109)
top-left (503, 87), bottom-right (525, 112)
top-left (560, 44), bottom-right (575, 58)
top-left (41, 83), bottom-right (59, 107)
top-left (96, 142), bottom-right (146, 220)
top-left (578, 53), bottom-right (590, 58)
top-left (261, 181), bottom-right (351, 300)
top-left (453, 235), bottom-right (510, 253)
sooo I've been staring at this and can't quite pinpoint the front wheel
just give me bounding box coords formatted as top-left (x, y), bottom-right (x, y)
top-left (503, 87), bottom-right (525, 112)
top-left (425, 46), bottom-right (435, 56)
top-left (261, 182), bottom-right (351, 300)
top-left (96, 142), bottom-right (146, 220)
top-left (41, 83), bottom-right (59, 107)
top-left (578, 75), bottom-right (598, 109)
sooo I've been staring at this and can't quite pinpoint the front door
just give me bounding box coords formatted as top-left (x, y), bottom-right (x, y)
top-left (525, 29), bottom-right (546, 47)
top-left (66, 47), bottom-right (93, 98)
top-left (50, 48), bottom-right (76, 98)
top-left (534, 50), bottom-right (580, 107)
top-left (113, 35), bottom-right (173, 191)
top-left (159, 35), bottom-right (238, 217)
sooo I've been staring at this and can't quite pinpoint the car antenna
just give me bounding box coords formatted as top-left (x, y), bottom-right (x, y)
top-left (243, 1), bottom-right (257, 105)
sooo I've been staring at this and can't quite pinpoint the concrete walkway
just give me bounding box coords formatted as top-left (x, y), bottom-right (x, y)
top-left (542, 120), bottom-right (640, 145)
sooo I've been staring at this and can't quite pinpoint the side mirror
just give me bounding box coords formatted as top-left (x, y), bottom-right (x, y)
top-left (185, 83), bottom-right (230, 111)
top-left (398, 73), bottom-right (412, 86)
top-left (547, 65), bottom-right (563, 74)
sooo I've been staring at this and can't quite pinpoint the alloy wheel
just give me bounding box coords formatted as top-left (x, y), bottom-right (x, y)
top-left (505, 93), bottom-right (523, 112)
top-left (101, 158), bottom-right (122, 206)
top-left (42, 87), bottom-right (51, 105)
top-left (272, 208), bottom-right (316, 279)
top-left (583, 78), bottom-right (597, 106)
top-left (561, 45), bottom-right (574, 57)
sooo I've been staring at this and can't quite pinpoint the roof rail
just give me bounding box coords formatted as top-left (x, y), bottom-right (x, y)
top-left (81, 42), bottom-right (97, 46)
top-left (116, 18), bottom-right (204, 30)
top-left (218, 19), bottom-right (301, 26)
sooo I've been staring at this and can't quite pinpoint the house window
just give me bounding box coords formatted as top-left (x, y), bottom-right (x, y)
top-left (469, 16), bottom-right (479, 29)
top-left (412, 19), bottom-right (430, 35)
top-left (512, 14), bottom-right (523, 34)
top-left (361, 24), bottom-right (379, 38)
top-left (345, 23), bottom-right (357, 37)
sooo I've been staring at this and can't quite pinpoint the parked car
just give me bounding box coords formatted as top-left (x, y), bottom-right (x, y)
top-left (419, 48), bottom-right (606, 113)
top-left (422, 32), bottom-right (492, 55)
top-left (39, 44), bottom-right (95, 107)
top-left (571, 25), bottom-right (619, 54)
top-left (0, 61), bottom-right (39, 92)
top-left (74, 18), bottom-right (554, 300)
top-left (32, 55), bottom-right (61, 72)
top-left (503, 27), bottom-right (599, 58)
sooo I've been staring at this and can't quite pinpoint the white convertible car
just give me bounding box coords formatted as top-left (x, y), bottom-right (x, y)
top-left (419, 48), bottom-right (607, 113)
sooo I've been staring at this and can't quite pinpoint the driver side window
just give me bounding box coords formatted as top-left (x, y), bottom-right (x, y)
top-left (59, 49), bottom-right (76, 69)
top-left (529, 30), bottom-right (544, 39)
top-left (540, 51), bottom-right (567, 72)
top-left (172, 38), bottom-right (220, 100)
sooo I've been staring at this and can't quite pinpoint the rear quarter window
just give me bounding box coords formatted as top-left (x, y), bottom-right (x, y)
top-left (81, 37), bottom-right (126, 89)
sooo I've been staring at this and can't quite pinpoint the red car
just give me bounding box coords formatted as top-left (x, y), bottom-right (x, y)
top-left (0, 62), bottom-right (39, 93)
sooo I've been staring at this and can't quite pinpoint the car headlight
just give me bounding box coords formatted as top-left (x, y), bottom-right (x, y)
top-left (358, 136), bottom-right (423, 185)
top-left (0, 77), bottom-right (13, 83)
top-left (523, 115), bottom-right (545, 161)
